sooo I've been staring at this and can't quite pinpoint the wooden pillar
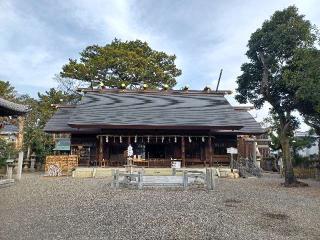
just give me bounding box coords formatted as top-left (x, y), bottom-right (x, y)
top-left (99, 136), bottom-right (103, 165)
top-left (181, 137), bottom-right (185, 167)
top-left (208, 136), bottom-right (213, 167)
top-left (16, 116), bottom-right (25, 180)
top-left (252, 139), bottom-right (257, 166)
top-left (16, 116), bottom-right (24, 150)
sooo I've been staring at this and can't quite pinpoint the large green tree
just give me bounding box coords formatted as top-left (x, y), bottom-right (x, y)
top-left (0, 81), bottom-right (22, 165)
top-left (236, 6), bottom-right (318, 185)
top-left (23, 88), bottom-right (77, 162)
top-left (60, 39), bottom-right (182, 89)
top-left (0, 80), bottom-right (16, 100)
top-left (283, 48), bottom-right (320, 175)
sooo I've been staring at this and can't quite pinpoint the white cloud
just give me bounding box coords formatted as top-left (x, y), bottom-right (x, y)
top-left (0, 0), bottom-right (318, 130)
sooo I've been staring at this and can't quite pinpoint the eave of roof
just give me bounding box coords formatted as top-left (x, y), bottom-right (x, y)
top-left (67, 123), bottom-right (243, 130)
top-left (0, 97), bottom-right (29, 116)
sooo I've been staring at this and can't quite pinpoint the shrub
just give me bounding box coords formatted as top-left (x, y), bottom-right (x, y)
top-left (0, 138), bottom-right (17, 167)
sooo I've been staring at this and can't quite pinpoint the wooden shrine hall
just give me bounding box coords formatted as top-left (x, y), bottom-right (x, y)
top-left (44, 88), bottom-right (265, 167)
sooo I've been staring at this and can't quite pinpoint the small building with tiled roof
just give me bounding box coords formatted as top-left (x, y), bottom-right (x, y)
top-left (0, 124), bottom-right (19, 143)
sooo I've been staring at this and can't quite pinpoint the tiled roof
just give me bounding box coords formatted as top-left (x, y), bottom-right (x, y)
top-left (0, 97), bottom-right (29, 116)
top-left (0, 124), bottom-right (18, 134)
top-left (45, 91), bottom-right (264, 134)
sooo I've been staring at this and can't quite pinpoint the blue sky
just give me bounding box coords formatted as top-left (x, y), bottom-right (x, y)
top-left (1, 0), bottom-right (319, 126)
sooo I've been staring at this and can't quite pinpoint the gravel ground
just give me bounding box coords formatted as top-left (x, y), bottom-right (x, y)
top-left (0, 173), bottom-right (320, 240)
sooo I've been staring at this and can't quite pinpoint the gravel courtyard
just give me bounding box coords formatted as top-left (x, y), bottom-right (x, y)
top-left (1, 173), bottom-right (319, 240)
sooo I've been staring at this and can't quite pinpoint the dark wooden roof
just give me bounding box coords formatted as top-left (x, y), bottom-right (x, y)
top-left (44, 91), bottom-right (264, 134)
top-left (0, 97), bottom-right (29, 116)
top-left (43, 107), bottom-right (100, 133)
top-left (231, 111), bottom-right (265, 134)
top-left (44, 107), bottom-right (75, 132)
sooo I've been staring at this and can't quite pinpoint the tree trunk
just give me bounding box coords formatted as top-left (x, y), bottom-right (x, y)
top-left (316, 137), bottom-right (320, 180)
top-left (280, 134), bottom-right (296, 185)
top-left (318, 137), bottom-right (320, 163)
top-left (26, 145), bottom-right (31, 160)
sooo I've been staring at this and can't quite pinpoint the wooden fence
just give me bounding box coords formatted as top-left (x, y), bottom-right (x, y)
top-left (293, 168), bottom-right (317, 179)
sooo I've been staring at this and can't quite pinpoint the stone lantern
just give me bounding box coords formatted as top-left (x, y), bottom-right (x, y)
top-left (6, 159), bottom-right (15, 179)
top-left (30, 153), bottom-right (36, 172)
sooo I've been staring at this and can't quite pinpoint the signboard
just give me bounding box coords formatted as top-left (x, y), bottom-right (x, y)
top-left (227, 147), bottom-right (238, 154)
top-left (53, 138), bottom-right (71, 151)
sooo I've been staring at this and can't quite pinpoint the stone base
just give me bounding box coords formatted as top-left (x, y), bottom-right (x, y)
top-left (227, 172), bottom-right (240, 179)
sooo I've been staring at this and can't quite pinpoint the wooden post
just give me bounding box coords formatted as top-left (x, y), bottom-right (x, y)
top-left (252, 139), bottom-right (257, 164)
top-left (16, 116), bottom-right (25, 180)
top-left (99, 136), bottom-right (103, 166)
top-left (181, 137), bottom-right (185, 167)
top-left (208, 136), bottom-right (213, 167)
top-left (16, 116), bottom-right (24, 150)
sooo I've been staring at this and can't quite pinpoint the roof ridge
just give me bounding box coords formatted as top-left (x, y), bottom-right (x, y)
top-left (77, 88), bottom-right (232, 95)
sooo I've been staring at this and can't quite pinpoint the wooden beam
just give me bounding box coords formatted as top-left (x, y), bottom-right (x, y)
top-left (181, 137), bottom-right (185, 167)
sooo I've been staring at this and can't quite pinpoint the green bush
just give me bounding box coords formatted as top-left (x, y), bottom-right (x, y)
top-left (293, 155), bottom-right (312, 168)
top-left (0, 138), bottom-right (17, 167)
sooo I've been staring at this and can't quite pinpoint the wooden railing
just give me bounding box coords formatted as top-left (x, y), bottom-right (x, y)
top-left (212, 155), bottom-right (230, 165)
top-left (107, 155), bottom-right (231, 168)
